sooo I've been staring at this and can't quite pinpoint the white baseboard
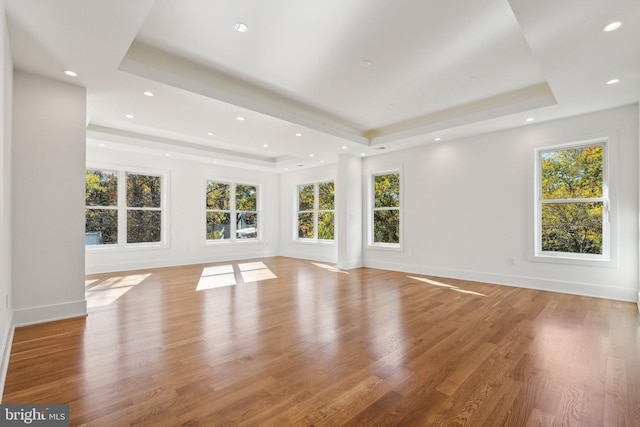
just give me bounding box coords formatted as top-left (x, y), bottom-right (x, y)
top-left (336, 259), bottom-right (363, 270)
top-left (364, 259), bottom-right (637, 302)
top-left (0, 310), bottom-right (14, 402)
top-left (276, 250), bottom-right (337, 265)
top-left (12, 300), bottom-right (87, 327)
top-left (86, 250), bottom-right (279, 275)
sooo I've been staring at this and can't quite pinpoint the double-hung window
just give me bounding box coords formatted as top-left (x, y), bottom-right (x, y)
top-left (85, 168), bottom-right (165, 246)
top-left (296, 181), bottom-right (335, 241)
top-left (535, 140), bottom-right (608, 260)
top-left (206, 181), bottom-right (259, 241)
top-left (85, 169), bottom-right (118, 245)
top-left (371, 171), bottom-right (401, 247)
top-left (126, 173), bottom-right (163, 244)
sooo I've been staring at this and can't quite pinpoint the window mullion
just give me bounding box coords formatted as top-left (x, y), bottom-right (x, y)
top-left (118, 170), bottom-right (126, 246)
top-left (230, 184), bottom-right (237, 240)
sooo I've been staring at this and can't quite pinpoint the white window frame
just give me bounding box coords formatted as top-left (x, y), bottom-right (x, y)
top-left (295, 181), bottom-right (335, 242)
top-left (85, 165), bottom-right (169, 250)
top-left (205, 180), bottom-right (261, 243)
top-left (533, 138), bottom-right (611, 264)
top-left (368, 169), bottom-right (402, 250)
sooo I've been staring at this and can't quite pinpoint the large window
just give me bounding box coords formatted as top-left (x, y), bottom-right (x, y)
top-left (126, 173), bottom-right (162, 244)
top-left (371, 171), bottom-right (400, 246)
top-left (206, 181), bottom-right (259, 241)
top-left (297, 181), bottom-right (335, 241)
top-left (535, 141), bottom-right (608, 260)
top-left (85, 169), bottom-right (118, 245)
top-left (86, 169), bottom-right (165, 246)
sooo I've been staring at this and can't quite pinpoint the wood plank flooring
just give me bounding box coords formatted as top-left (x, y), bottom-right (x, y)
top-left (3, 257), bottom-right (639, 426)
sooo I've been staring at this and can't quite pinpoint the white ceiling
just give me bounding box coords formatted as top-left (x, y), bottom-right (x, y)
top-left (5, 0), bottom-right (639, 171)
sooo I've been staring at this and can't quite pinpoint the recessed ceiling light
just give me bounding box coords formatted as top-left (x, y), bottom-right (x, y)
top-left (360, 60), bottom-right (372, 68)
top-left (606, 78), bottom-right (620, 85)
top-left (207, 132), bottom-right (215, 136)
top-left (361, 153), bottom-right (366, 156)
top-left (525, 117), bottom-right (535, 122)
top-left (309, 154), bottom-right (314, 157)
top-left (98, 143), bottom-right (105, 147)
top-left (603, 21), bottom-right (622, 32)
top-left (125, 114), bottom-right (134, 119)
top-left (284, 168), bottom-right (289, 171)
top-left (236, 116), bottom-right (245, 121)
top-left (342, 146), bottom-right (348, 150)
top-left (295, 133), bottom-right (302, 137)
top-left (234, 22), bottom-right (248, 33)
top-left (320, 160), bottom-right (325, 164)
top-left (143, 91), bottom-right (154, 97)
top-left (262, 144), bottom-right (269, 148)
top-left (434, 137), bottom-right (441, 141)
top-left (164, 153), bottom-right (171, 157)
top-left (63, 70), bottom-right (77, 77)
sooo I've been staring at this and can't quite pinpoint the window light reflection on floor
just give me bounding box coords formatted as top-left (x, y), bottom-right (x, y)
top-left (311, 262), bottom-right (350, 274)
top-left (407, 276), bottom-right (486, 297)
top-left (85, 273), bottom-right (151, 309)
top-left (196, 262), bottom-right (277, 291)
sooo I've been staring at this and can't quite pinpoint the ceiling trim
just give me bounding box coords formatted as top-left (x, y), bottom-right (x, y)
top-left (119, 41), bottom-right (370, 146)
top-left (87, 124), bottom-right (293, 167)
top-left (367, 82), bottom-right (557, 144)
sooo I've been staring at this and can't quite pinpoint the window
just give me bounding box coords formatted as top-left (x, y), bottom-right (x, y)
top-left (235, 184), bottom-right (258, 239)
top-left (535, 141), bottom-right (608, 260)
top-left (371, 171), bottom-right (400, 246)
top-left (126, 173), bottom-right (162, 244)
top-left (296, 181), bottom-right (335, 241)
top-left (85, 168), bottom-right (165, 247)
top-left (85, 169), bottom-right (118, 245)
top-left (206, 181), bottom-right (259, 241)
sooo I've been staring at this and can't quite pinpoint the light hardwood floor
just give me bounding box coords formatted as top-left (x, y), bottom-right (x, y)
top-left (3, 257), bottom-right (639, 426)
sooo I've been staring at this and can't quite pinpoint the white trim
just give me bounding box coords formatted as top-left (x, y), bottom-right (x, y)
top-left (85, 248), bottom-right (276, 275)
top-left (85, 164), bottom-right (170, 249)
top-left (295, 180), bottom-right (336, 242)
top-left (0, 311), bottom-right (14, 403)
top-left (364, 259), bottom-right (637, 302)
top-left (204, 179), bottom-right (261, 243)
top-left (367, 168), bottom-right (402, 249)
top-left (12, 300), bottom-right (87, 327)
top-left (531, 136), bottom-right (617, 266)
top-left (276, 250), bottom-right (337, 265)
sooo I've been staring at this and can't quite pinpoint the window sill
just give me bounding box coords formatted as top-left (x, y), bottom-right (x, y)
top-left (531, 252), bottom-right (615, 268)
top-left (367, 243), bottom-right (402, 252)
top-left (86, 243), bottom-right (169, 253)
top-left (294, 239), bottom-right (335, 245)
top-left (205, 239), bottom-right (263, 246)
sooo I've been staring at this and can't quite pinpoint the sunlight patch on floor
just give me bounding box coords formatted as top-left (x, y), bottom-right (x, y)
top-left (85, 273), bottom-right (151, 309)
top-left (311, 262), bottom-right (350, 274)
top-left (197, 262), bottom-right (277, 291)
top-left (408, 276), bottom-right (486, 297)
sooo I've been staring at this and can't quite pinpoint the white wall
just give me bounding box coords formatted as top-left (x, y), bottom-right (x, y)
top-left (336, 154), bottom-right (363, 269)
top-left (362, 104), bottom-right (639, 301)
top-left (85, 146), bottom-right (280, 273)
top-left (12, 71), bottom-right (87, 325)
top-left (278, 163), bottom-right (338, 263)
top-left (0, 0), bottom-right (13, 398)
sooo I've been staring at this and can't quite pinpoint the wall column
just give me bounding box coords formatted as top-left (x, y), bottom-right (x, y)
top-left (12, 71), bottom-right (86, 325)
top-left (336, 154), bottom-right (363, 269)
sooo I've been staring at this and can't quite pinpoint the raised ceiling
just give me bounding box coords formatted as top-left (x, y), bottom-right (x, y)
top-left (5, 0), bottom-right (639, 171)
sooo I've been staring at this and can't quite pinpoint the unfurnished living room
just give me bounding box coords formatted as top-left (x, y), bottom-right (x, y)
top-left (0, 0), bottom-right (639, 426)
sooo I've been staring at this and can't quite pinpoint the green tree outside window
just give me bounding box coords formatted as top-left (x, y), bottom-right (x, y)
top-left (539, 143), bottom-right (605, 255)
top-left (373, 172), bottom-right (400, 245)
